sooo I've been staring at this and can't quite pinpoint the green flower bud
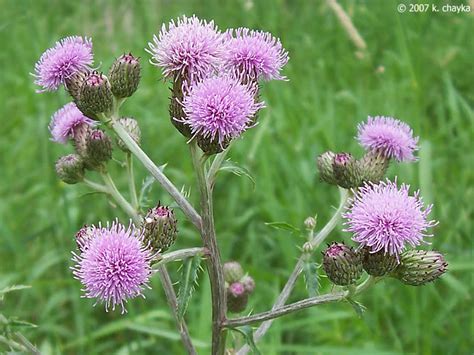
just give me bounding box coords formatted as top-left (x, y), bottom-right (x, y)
top-left (226, 282), bottom-right (249, 313)
top-left (116, 117), bottom-right (141, 152)
top-left (55, 154), bottom-right (85, 184)
top-left (78, 72), bottom-right (113, 117)
top-left (108, 53), bottom-right (141, 98)
top-left (197, 135), bottom-right (230, 155)
top-left (169, 77), bottom-right (192, 138)
top-left (317, 151), bottom-right (337, 185)
top-left (223, 261), bottom-right (244, 284)
top-left (393, 250), bottom-right (448, 286)
top-left (333, 153), bottom-right (361, 189)
top-left (241, 275), bottom-right (255, 294)
top-left (322, 242), bottom-right (363, 286)
top-left (357, 150), bottom-right (389, 184)
top-left (362, 247), bottom-right (398, 276)
top-left (142, 204), bottom-right (178, 253)
top-left (304, 216), bottom-right (317, 231)
top-left (84, 129), bottom-right (113, 170)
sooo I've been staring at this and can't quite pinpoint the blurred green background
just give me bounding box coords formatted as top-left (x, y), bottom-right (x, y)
top-left (1, 0), bottom-right (473, 354)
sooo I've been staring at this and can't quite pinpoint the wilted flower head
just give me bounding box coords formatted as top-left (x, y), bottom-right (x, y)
top-left (147, 15), bottom-right (223, 84)
top-left (343, 179), bottom-right (437, 258)
top-left (222, 28), bottom-right (289, 82)
top-left (49, 102), bottom-right (94, 144)
top-left (182, 75), bottom-right (264, 144)
top-left (72, 221), bottom-right (155, 313)
top-left (34, 36), bottom-right (93, 92)
top-left (357, 116), bottom-right (419, 162)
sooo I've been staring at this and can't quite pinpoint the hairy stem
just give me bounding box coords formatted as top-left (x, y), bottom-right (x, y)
top-left (100, 172), bottom-right (141, 225)
top-left (83, 178), bottom-right (109, 194)
top-left (206, 144), bottom-right (231, 186)
top-left (110, 120), bottom-right (202, 230)
top-left (190, 141), bottom-right (227, 355)
top-left (237, 188), bottom-right (349, 354)
top-left (126, 152), bottom-right (140, 211)
top-left (226, 276), bottom-right (379, 328)
top-left (152, 247), bottom-right (207, 269)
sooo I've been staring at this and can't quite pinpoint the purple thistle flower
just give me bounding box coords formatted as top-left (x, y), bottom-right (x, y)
top-left (182, 75), bottom-right (264, 144)
top-left (49, 102), bottom-right (94, 144)
top-left (34, 36), bottom-right (93, 92)
top-left (146, 15), bottom-right (223, 85)
top-left (357, 116), bottom-right (419, 162)
top-left (72, 221), bottom-right (155, 313)
top-left (343, 179), bottom-right (437, 258)
top-left (222, 28), bottom-right (289, 82)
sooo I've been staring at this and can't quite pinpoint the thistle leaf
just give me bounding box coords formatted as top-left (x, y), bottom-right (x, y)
top-left (218, 160), bottom-right (255, 188)
top-left (264, 222), bottom-right (301, 234)
top-left (346, 297), bottom-right (367, 318)
top-left (177, 255), bottom-right (202, 320)
top-left (232, 326), bottom-right (261, 355)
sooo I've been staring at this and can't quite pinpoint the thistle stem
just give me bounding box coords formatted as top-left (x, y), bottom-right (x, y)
top-left (83, 178), bottom-right (109, 194)
top-left (190, 140), bottom-right (227, 355)
top-left (100, 172), bottom-right (141, 225)
top-left (206, 144), bottom-right (232, 186)
top-left (236, 187), bottom-right (349, 354)
top-left (126, 152), bottom-right (140, 211)
top-left (152, 247), bottom-right (207, 269)
top-left (225, 276), bottom-right (380, 328)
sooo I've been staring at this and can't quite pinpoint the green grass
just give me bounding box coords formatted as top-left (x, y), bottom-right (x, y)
top-left (1, 0), bottom-right (473, 354)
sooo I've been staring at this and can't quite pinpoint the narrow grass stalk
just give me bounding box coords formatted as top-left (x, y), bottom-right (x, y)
top-left (236, 188), bottom-right (349, 354)
top-left (190, 140), bottom-right (227, 355)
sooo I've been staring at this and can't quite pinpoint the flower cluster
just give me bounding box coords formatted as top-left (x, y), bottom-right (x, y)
top-left (147, 15), bottom-right (289, 153)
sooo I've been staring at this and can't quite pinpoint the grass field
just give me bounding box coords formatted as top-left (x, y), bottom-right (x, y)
top-left (0, 0), bottom-right (473, 354)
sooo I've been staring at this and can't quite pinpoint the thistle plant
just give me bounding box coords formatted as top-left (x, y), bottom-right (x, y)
top-left (33, 15), bottom-right (447, 354)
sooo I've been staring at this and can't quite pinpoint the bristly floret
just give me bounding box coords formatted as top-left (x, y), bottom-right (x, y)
top-left (343, 179), bottom-right (437, 258)
top-left (182, 75), bottom-right (265, 145)
top-left (34, 36), bottom-right (94, 92)
top-left (146, 15), bottom-right (223, 86)
top-left (357, 116), bottom-right (419, 162)
top-left (222, 28), bottom-right (289, 82)
top-left (49, 102), bottom-right (94, 144)
top-left (71, 221), bottom-right (155, 313)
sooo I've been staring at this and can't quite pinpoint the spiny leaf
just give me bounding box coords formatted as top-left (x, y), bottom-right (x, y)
top-left (7, 318), bottom-right (37, 329)
top-left (138, 175), bottom-right (155, 208)
top-left (0, 285), bottom-right (31, 301)
top-left (231, 326), bottom-right (261, 355)
top-left (264, 222), bottom-right (301, 234)
top-left (346, 298), bottom-right (366, 318)
top-left (303, 261), bottom-right (319, 297)
top-left (177, 255), bottom-right (202, 320)
top-left (218, 160), bottom-right (256, 188)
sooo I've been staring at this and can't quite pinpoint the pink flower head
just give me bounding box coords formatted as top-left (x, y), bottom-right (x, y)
top-left (34, 36), bottom-right (93, 92)
top-left (222, 28), bottom-right (289, 82)
top-left (147, 15), bottom-right (223, 84)
top-left (182, 75), bottom-right (264, 144)
top-left (72, 221), bottom-right (155, 313)
top-left (357, 116), bottom-right (419, 162)
top-left (49, 102), bottom-right (94, 144)
top-left (343, 179), bottom-right (437, 258)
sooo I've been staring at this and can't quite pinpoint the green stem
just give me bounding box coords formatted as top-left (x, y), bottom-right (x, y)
top-left (152, 247), bottom-right (207, 269)
top-left (126, 152), bottom-right (139, 211)
top-left (83, 178), bottom-right (109, 194)
top-left (100, 172), bottom-right (141, 225)
top-left (206, 144), bottom-right (231, 186)
top-left (190, 140), bottom-right (227, 355)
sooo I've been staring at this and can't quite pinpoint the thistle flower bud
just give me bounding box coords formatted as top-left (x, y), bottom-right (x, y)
top-left (169, 77), bottom-right (192, 138)
top-left (317, 151), bottom-right (337, 185)
top-left (108, 53), bottom-right (141, 98)
top-left (75, 225), bottom-right (94, 252)
top-left (72, 122), bottom-right (92, 156)
top-left (78, 72), bottom-right (113, 117)
top-left (84, 129), bottom-right (113, 170)
top-left (197, 135), bottom-right (230, 155)
top-left (223, 261), bottom-right (244, 284)
top-left (226, 282), bottom-right (249, 313)
top-left (142, 204), bottom-right (178, 253)
top-left (362, 247), bottom-right (398, 276)
top-left (241, 275), bottom-right (256, 294)
top-left (55, 154), bottom-right (85, 184)
top-left (322, 242), bottom-right (363, 286)
top-left (304, 216), bottom-right (317, 230)
top-left (333, 153), bottom-right (361, 189)
top-left (116, 117), bottom-right (141, 152)
top-left (65, 71), bottom-right (87, 103)
top-left (393, 250), bottom-right (448, 286)
top-left (357, 151), bottom-right (389, 183)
